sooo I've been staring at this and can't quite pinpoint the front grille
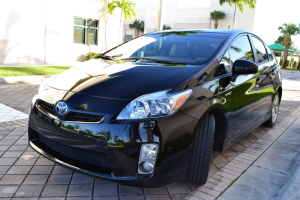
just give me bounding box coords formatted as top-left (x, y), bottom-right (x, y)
top-left (65, 112), bottom-right (104, 122)
top-left (38, 100), bottom-right (55, 115)
top-left (36, 100), bottom-right (104, 123)
top-left (38, 134), bottom-right (111, 168)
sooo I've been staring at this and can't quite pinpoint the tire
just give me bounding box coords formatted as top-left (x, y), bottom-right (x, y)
top-left (186, 114), bottom-right (215, 185)
top-left (263, 93), bottom-right (280, 127)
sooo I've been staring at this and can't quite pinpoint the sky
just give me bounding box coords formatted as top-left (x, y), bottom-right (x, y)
top-left (253, 0), bottom-right (300, 49)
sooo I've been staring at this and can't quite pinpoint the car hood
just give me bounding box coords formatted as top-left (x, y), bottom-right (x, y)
top-left (46, 59), bottom-right (200, 100)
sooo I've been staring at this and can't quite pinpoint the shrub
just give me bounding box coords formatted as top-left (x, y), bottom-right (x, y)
top-left (85, 52), bottom-right (101, 61)
top-left (285, 60), bottom-right (290, 68)
top-left (292, 61), bottom-right (297, 68)
top-left (281, 59), bottom-right (290, 68)
top-left (273, 52), bottom-right (281, 57)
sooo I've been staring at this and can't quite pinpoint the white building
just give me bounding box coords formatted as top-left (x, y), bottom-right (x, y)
top-left (0, 0), bottom-right (121, 64)
top-left (1, 0), bottom-right (298, 65)
top-left (123, 0), bottom-right (257, 40)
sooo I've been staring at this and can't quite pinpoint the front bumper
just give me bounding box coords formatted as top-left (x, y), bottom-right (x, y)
top-left (29, 137), bottom-right (153, 183)
top-left (28, 98), bottom-right (198, 187)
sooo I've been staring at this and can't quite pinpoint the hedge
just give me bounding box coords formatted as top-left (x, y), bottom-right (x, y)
top-left (85, 52), bottom-right (101, 61)
top-left (292, 61), bottom-right (298, 68)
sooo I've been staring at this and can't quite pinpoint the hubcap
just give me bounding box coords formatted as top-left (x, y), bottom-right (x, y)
top-left (271, 95), bottom-right (279, 123)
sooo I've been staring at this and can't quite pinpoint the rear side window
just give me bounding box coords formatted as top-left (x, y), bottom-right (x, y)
top-left (229, 36), bottom-right (254, 63)
top-left (251, 36), bottom-right (268, 63)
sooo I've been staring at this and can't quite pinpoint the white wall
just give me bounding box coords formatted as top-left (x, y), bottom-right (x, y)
top-left (124, 0), bottom-right (212, 39)
top-left (0, 0), bottom-right (121, 64)
top-left (210, 0), bottom-right (256, 30)
top-left (0, 0), bottom-right (45, 64)
top-left (124, 0), bottom-right (257, 41)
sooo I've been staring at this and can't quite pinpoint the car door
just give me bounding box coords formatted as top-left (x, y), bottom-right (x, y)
top-left (249, 35), bottom-right (276, 118)
top-left (226, 34), bottom-right (261, 141)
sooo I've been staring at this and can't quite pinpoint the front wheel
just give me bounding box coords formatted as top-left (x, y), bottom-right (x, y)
top-left (263, 93), bottom-right (279, 127)
top-left (186, 114), bottom-right (215, 185)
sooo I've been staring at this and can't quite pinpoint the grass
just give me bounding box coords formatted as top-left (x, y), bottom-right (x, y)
top-left (0, 66), bottom-right (73, 77)
top-left (281, 67), bottom-right (300, 71)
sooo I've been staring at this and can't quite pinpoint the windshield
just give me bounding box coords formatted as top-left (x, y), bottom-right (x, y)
top-left (103, 31), bottom-right (229, 65)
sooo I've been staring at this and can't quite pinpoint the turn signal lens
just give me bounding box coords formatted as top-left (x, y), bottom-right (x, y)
top-left (173, 93), bottom-right (192, 111)
top-left (140, 144), bottom-right (157, 161)
top-left (138, 143), bottom-right (158, 174)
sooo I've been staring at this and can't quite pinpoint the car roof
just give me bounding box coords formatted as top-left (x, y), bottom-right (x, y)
top-left (146, 29), bottom-right (252, 37)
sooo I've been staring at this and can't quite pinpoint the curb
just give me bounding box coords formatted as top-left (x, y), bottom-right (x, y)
top-left (0, 75), bottom-right (55, 85)
top-left (281, 69), bottom-right (300, 73)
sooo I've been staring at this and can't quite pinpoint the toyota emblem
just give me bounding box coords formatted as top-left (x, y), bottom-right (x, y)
top-left (55, 101), bottom-right (69, 116)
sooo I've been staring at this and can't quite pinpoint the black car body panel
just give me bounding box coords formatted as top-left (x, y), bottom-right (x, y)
top-left (28, 29), bottom-right (282, 187)
top-left (47, 62), bottom-right (201, 100)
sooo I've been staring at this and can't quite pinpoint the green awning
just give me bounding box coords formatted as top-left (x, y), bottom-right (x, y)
top-left (268, 43), bottom-right (293, 52)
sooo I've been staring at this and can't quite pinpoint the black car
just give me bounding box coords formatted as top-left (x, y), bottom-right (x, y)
top-left (28, 29), bottom-right (282, 187)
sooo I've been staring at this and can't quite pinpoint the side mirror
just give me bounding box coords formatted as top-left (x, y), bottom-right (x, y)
top-left (232, 59), bottom-right (258, 75)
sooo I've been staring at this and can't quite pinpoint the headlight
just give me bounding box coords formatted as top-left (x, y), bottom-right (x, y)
top-left (116, 89), bottom-right (193, 120)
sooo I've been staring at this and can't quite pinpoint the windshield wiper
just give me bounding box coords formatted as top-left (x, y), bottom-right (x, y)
top-left (122, 57), bottom-right (186, 64)
top-left (96, 54), bottom-right (123, 61)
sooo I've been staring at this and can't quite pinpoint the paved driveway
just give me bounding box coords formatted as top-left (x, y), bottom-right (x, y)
top-left (0, 70), bottom-right (299, 200)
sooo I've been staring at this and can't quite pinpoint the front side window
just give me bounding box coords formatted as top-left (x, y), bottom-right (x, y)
top-left (74, 18), bottom-right (98, 45)
top-left (214, 50), bottom-right (232, 77)
top-left (103, 31), bottom-right (229, 65)
top-left (229, 36), bottom-right (254, 63)
top-left (251, 36), bottom-right (268, 63)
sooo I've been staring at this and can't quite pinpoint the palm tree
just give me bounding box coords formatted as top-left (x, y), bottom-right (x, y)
top-left (275, 35), bottom-right (285, 46)
top-left (219, 0), bottom-right (256, 29)
top-left (129, 19), bottom-right (144, 37)
top-left (108, 0), bottom-right (136, 44)
top-left (163, 25), bottom-right (171, 30)
top-left (210, 10), bottom-right (226, 29)
top-left (278, 23), bottom-right (300, 68)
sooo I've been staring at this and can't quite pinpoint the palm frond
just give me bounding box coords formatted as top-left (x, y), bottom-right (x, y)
top-left (236, 2), bottom-right (245, 12)
top-left (108, 0), bottom-right (136, 21)
top-left (163, 25), bottom-right (171, 30)
top-left (129, 20), bottom-right (144, 32)
top-left (210, 10), bottom-right (226, 20)
top-left (219, 0), bottom-right (233, 6)
top-left (219, 0), bottom-right (256, 12)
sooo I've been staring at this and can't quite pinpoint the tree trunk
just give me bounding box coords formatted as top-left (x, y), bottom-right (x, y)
top-left (104, 18), bottom-right (108, 51)
top-left (118, 12), bottom-right (123, 45)
top-left (214, 19), bottom-right (218, 29)
top-left (297, 56), bottom-right (300, 69)
top-left (283, 46), bottom-right (289, 68)
top-left (283, 36), bottom-right (291, 68)
top-left (233, 3), bottom-right (237, 29)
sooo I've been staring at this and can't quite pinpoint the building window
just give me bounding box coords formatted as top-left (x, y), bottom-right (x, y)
top-left (74, 18), bottom-right (98, 45)
top-left (124, 35), bottom-right (132, 41)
